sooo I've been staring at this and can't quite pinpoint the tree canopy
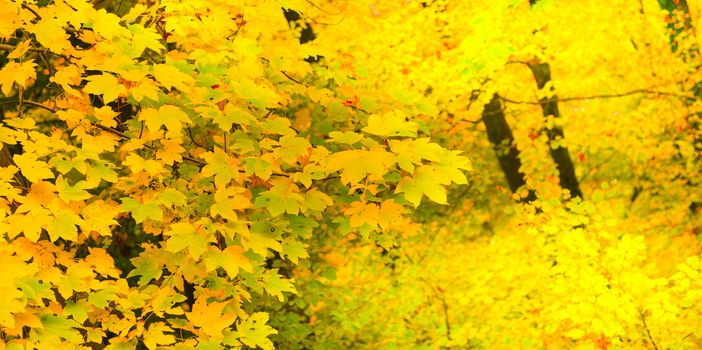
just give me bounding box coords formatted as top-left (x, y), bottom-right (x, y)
top-left (0, 0), bottom-right (701, 349)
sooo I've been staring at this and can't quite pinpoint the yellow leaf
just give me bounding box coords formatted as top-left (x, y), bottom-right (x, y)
top-left (211, 186), bottom-right (251, 221)
top-left (13, 153), bottom-right (53, 183)
top-left (153, 64), bottom-right (194, 91)
top-left (345, 201), bottom-right (380, 228)
top-left (83, 74), bottom-right (127, 103)
top-left (138, 105), bottom-right (192, 135)
top-left (0, 60), bottom-right (37, 95)
top-left (31, 18), bottom-right (71, 53)
top-left (326, 146), bottom-right (396, 185)
top-left (362, 110), bottom-right (418, 137)
top-left (124, 153), bottom-right (166, 176)
top-left (395, 165), bottom-right (451, 206)
top-left (186, 298), bottom-right (237, 337)
top-left (93, 106), bottom-right (118, 128)
top-left (143, 322), bottom-right (176, 350)
top-left (7, 40), bottom-right (31, 59)
top-left (221, 246), bottom-right (254, 277)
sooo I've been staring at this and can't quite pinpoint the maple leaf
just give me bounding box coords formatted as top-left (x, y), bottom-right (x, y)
top-left (254, 181), bottom-right (305, 217)
top-left (120, 197), bottom-right (163, 223)
top-left (83, 73), bottom-right (127, 103)
top-left (389, 138), bottom-right (443, 172)
top-left (327, 131), bottom-right (363, 145)
top-left (204, 246), bottom-right (254, 278)
top-left (36, 315), bottom-right (84, 343)
top-left (235, 312), bottom-right (278, 350)
top-left (275, 135), bottom-right (310, 164)
top-left (143, 322), bottom-right (176, 350)
top-left (6, 40), bottom-right (31, 59)
top-left (301, 188), bottom-right (333, 213)
top-left (30, 18), bottom-right (71, 52)
top-left (127, 23), bottom-right (164, 55)
top-left (0, 60), bottom-right (37, 95)
top-left (217, 104), bottom-right (258, 130)
top-left (158, 188), bottom-right (188, 207)
top-left (46, 211), bottom-right (84, 242)
top-left (50, 65), bottom-right (83, 97)
top-left (362, 110), bottom-right (418, 137)
top-left (55, 175), bottom-right (92, 202)
top-left (244, 158), bottom-right (273, 181)
top-left (153, 63), bottom-right (194, 91)
top-left (326, 147), bottom-right (396, 185)
top-left (233, 78), bottom-right (281, 109)
top-left (281, 238), bottom-right (308, 264)
top-left (0, 252), bottom-right (31, 328)
top-left (186, 297), bottom-right (237, 337)
top-left (13, 153), bottom-right (54, 183)
top-left (201, 149), bottom-right (242, 187)
top-left (127, 247), bottom-right (164, 286)
top-left (211, 186), bottom-right (251, 221)
top-left (164, 222), bottom-right (208, 260)
top-left (138, 105), bottom-right (192, 135)
top-left (395, 165), bottom-right (452, 206)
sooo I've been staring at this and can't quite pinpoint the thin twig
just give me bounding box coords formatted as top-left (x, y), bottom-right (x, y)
top-left (187, 127), bottom-right (213, 152)
top-left (640, 309), bottom-right (659, 350)
top-left (21, 3), bottom-right (42, 20)
top-left (280, 71), bottom-right (302, 84)
top-left (0, 44), bottom-right (46, 53)
top-left (499, 89), bottom-right (695, 105)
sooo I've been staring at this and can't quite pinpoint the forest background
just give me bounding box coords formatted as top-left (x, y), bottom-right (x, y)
top-left (0, 0), bottom-right (701, 349)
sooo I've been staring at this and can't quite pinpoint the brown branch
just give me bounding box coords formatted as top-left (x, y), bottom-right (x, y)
top-left (640, 309), bottom-right (659, 350)
top-left (21, 3), bottom-right (42, 20)
top-left (280, 71), bottom-right (302, 84)
top-left (499, 89), bottom-right (695, 105)
top-left (0, 44), bottom-right (46, 53)
top-left (187, 127), bottom-right (213, 152)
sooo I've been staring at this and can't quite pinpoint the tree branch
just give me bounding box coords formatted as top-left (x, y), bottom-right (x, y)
top-left (499, 89), bottom-right (695, 105)
top-left (0, 44), bottom-right (46, 53)
top-left (640, 309), bottom-right (659, 350)
top-left (280, 70), bottom-right (302, 84)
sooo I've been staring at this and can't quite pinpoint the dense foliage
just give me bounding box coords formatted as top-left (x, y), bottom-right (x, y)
top-left (0, 0), bottom-right (700, 349)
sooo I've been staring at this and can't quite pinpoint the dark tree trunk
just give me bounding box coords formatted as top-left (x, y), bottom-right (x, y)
top-left (482, 94), bottom-right (536, 202)
top-left (527, 62), bottom-right (583, 199)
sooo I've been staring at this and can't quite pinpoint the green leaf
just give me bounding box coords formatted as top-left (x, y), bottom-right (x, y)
top-left (127, 249), bottom-right (164, 286)
top-left (120, 197), bottom-right (163, 223)
top-left (159, 188), bottom-right (188, 207)
top-left (327, 131), bottom-right (363, 145)
top-left (164, 222), bottom-right (208, 260)
top-left (236, 313), bottom-right (278, 350)
top-left (39, 315), bottom-right (84, 343)
top-left (244, 158), bottom-right (273, 181)
top-left (254, 182), bottom-right (305, 217)
top-left (281, 238), bottom-right (308, 264)
top-left (201, 149), bottom-right (240, 187)
top-left (261, 270), bottom-right (296, 302)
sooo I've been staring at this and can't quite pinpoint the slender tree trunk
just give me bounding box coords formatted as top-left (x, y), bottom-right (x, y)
top-left (526, 0), bottom-right (583, 199)
top-left (526, 62), bottom-right (583, 199)
top-left (482, 94), bottom-right (536, 202)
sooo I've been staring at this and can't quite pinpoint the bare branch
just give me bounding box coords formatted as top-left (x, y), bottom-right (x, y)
top-left (640, 309), bottom-right (659, 350)
top-left (499, 89), bottom-right (695, 105)
top-left (280, 70), bottom-right (302, 84)
top-left (0, 44), bottom-right (46, 53)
